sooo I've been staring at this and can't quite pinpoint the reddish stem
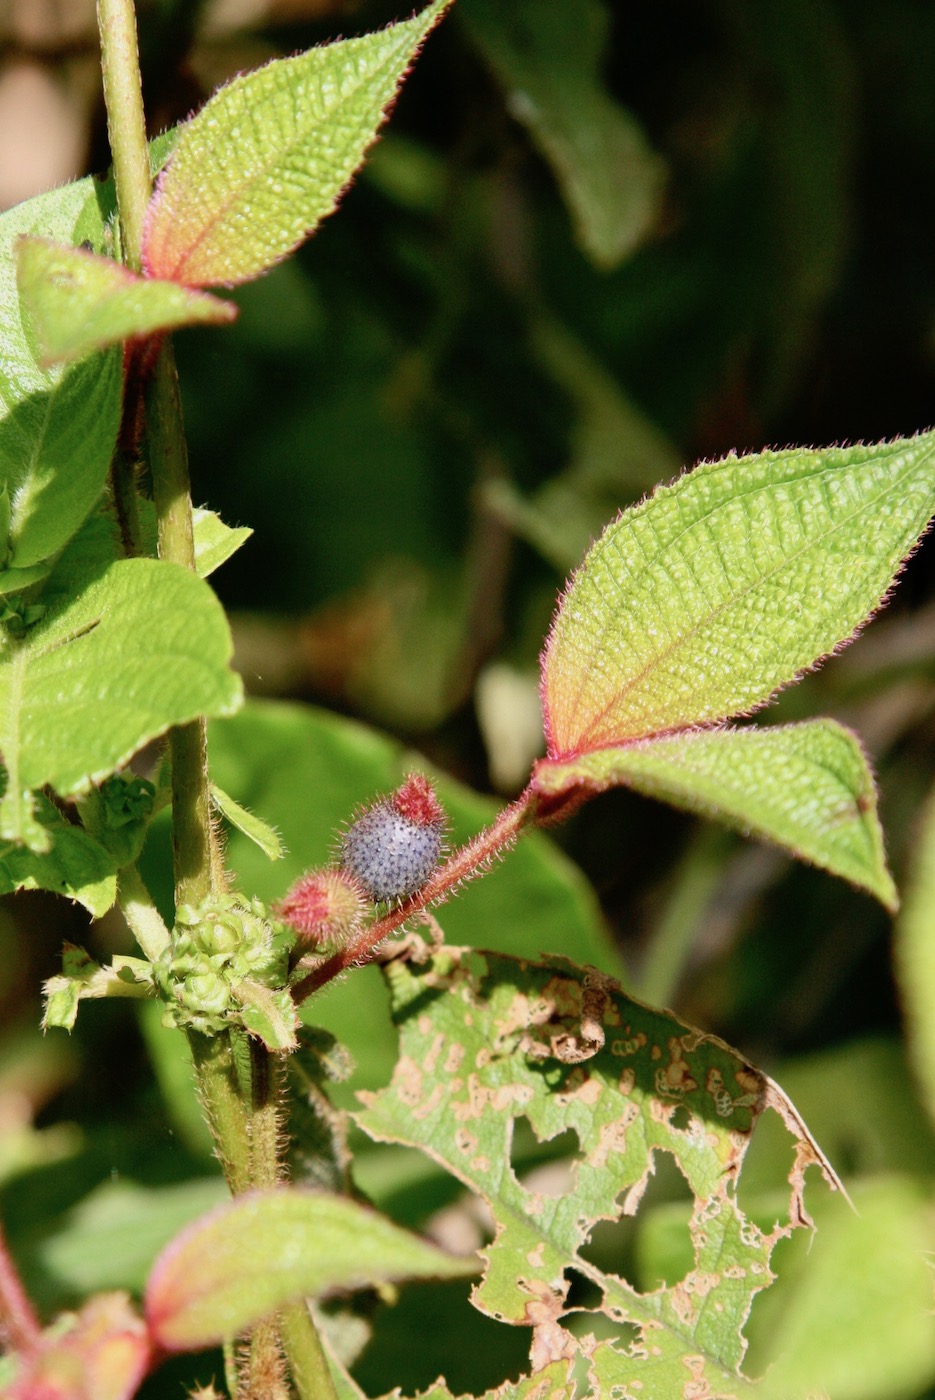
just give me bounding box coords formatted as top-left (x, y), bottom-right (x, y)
top-left (0, 1221), bottom-right (41, 1354)
top-left (292, 790), bottom-right (538, 1003)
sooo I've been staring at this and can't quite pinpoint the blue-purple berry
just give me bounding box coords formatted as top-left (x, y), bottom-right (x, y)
top-left (340, 776), bottom-right (445, 903)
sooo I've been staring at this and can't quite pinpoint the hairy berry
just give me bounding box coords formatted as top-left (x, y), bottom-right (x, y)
top-left (340, 775), bottom-right (445, 903)
top-left (277, 867), bottom-right (367, 948)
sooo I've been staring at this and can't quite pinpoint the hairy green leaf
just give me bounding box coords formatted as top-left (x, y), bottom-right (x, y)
top-left (0, 553), bottom-right (242, 839)
top-left (462, 0), bottom-right (663, 268)
top-left (0, 187), bottom-right (122, 569)
top-left (374, 1361), bottom-right (575, 1400)
top-left (16, 237), bottom-right (236, 367)
top-left (232, 979), bottom-right (299, 1052)
top-left (0, 792), bottom-right (118, 915)
top-left (358, 947), bottom-right (841, 1397)
top-left (211, 782), bottom-right (284, 860)
top-left (142, 0), bottom-right (451, 287)
top-left (543, 434), bottom-right (935, 755)
top-left (145, 1188), bottom-right (474, 1350)
top-left (43, 948), bottom-right (153, 1032)
top-left (534, 720), bottom-right (897, 910)
top-left (192, 507), bottom-right (253, 578)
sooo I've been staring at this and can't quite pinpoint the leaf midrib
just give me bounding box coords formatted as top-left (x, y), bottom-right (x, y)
top-left (553, 442), bottom-right (930, 752)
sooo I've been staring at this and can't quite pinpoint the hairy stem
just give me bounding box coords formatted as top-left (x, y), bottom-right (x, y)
top-left (292, 791), bottom-right (538, 1003)
top-left (0, 1221), bottom-right (40, 1354)
top-left (96, 11), bottom-right (317, 1396)
top-left (96, 0), bottom-right (150, 270)
top-left (243, 1043), bottom-right (289, 1398)
top-left (145, 341), bottom-right (224, 906)
top-left (189, 1032), bottom-right (252, 1195)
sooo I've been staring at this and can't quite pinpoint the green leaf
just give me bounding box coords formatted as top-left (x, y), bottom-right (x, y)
top-left (534, 720), bottom-right (897, 911)
top-left (232, 978), bottom-right (299, 1051)
top-left (374, 1361), bottom-right (575, 1400)
top-left (16, 237), bottom-right (236, 367)
top-left (211, 782), bottom-right (284, 860)
top-left (0, 563), bottom-right (52, 601)
top-left (142, 0), bottom-right (451, 287)
top-left (357, 947), bottom-right (842, 1397)
top-left (145, 1188), bottom-right (475, 1351)
top-left (0, 349), bottom-right (122, 571)
top-left (32, 1176), bottom-right (226, 1295)
top-left (752, 1177), bottom-right (935, 1400)
top-left (0, 187), bottom-right (123, 569)
top-left (192, 507), bottom-right (252, 578)
top-left (462, 0), bottom-right (664, 268)
top-left (43, 948), bottom-right (153, 1032)
top-left (0, 791), bottom-right (120, 914)
top-left (0, 554), bottom-right (242, 838)
top-left (542, 434), bottom-right (935, 755)
top-left (136, 501), bottom-right (253, 578)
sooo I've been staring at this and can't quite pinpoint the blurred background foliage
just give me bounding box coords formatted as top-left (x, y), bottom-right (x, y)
top-left (3, 0), bottom-right (935, 1395)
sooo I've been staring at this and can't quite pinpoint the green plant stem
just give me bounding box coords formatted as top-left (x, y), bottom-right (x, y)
top-left (637, 825), bottom-right (734, 1009)
top-left (280, 1303), bottom-right (341, 1400)
top-left (117, 864), bottom-right (171, 960)
top-left (247, 1039), bottom-right (282, 1188)
top-left (243, 1042), bottom-right (291, 1398)
top-left (145, 340), bottom-right (224, 906)
top-left (96, 0), bottom-right (151, 270)
top-left (96, 9), bottom-right (293, 1396)
top-left (189, 1032), bottom-right (252, 1194)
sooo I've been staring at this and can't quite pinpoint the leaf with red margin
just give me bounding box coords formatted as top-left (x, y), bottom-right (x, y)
top-left (533, 720), bottom-right (897, 911)
top-left (145, 1187), bottom-right (474, 1351)
top-left (141, 0), bottom-right (451, 288)
top-left (3, 1293), bottom-right (151, 1400)
top-left (16, 237), bottom-right (235, 366)
top-left (540, 434), bottom-right (935, 757)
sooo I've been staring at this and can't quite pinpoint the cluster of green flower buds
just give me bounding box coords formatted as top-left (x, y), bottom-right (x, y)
top-left (154, 893), bottom-right (294, 1035)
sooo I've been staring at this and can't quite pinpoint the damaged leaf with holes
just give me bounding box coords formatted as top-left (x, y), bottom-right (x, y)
top-left (356, 946), bottom-right (841, 1397)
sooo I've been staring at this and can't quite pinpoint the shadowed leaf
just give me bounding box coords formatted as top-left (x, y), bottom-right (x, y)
top-left (358, 947), bottom-right (841, 1397)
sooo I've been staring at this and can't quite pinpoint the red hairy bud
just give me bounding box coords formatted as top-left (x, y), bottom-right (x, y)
top-left (276, 867), bottom-right (367, 948)
top-left (392, 773), bottom-right (445, 828)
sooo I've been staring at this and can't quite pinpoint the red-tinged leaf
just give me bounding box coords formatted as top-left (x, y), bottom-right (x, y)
top-left (533, 720), bottom-right (897, 911)
top-left (145, 1187), bottom-right (473, 1351)
top-left (4, 1293), bottom-right (151, 1400)
top-left (16, 237), bottom-right (236, 366)
top-left (541, 434), bottom-right (935, 756)
top-left (141, 1), bottom-right (450, 288)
